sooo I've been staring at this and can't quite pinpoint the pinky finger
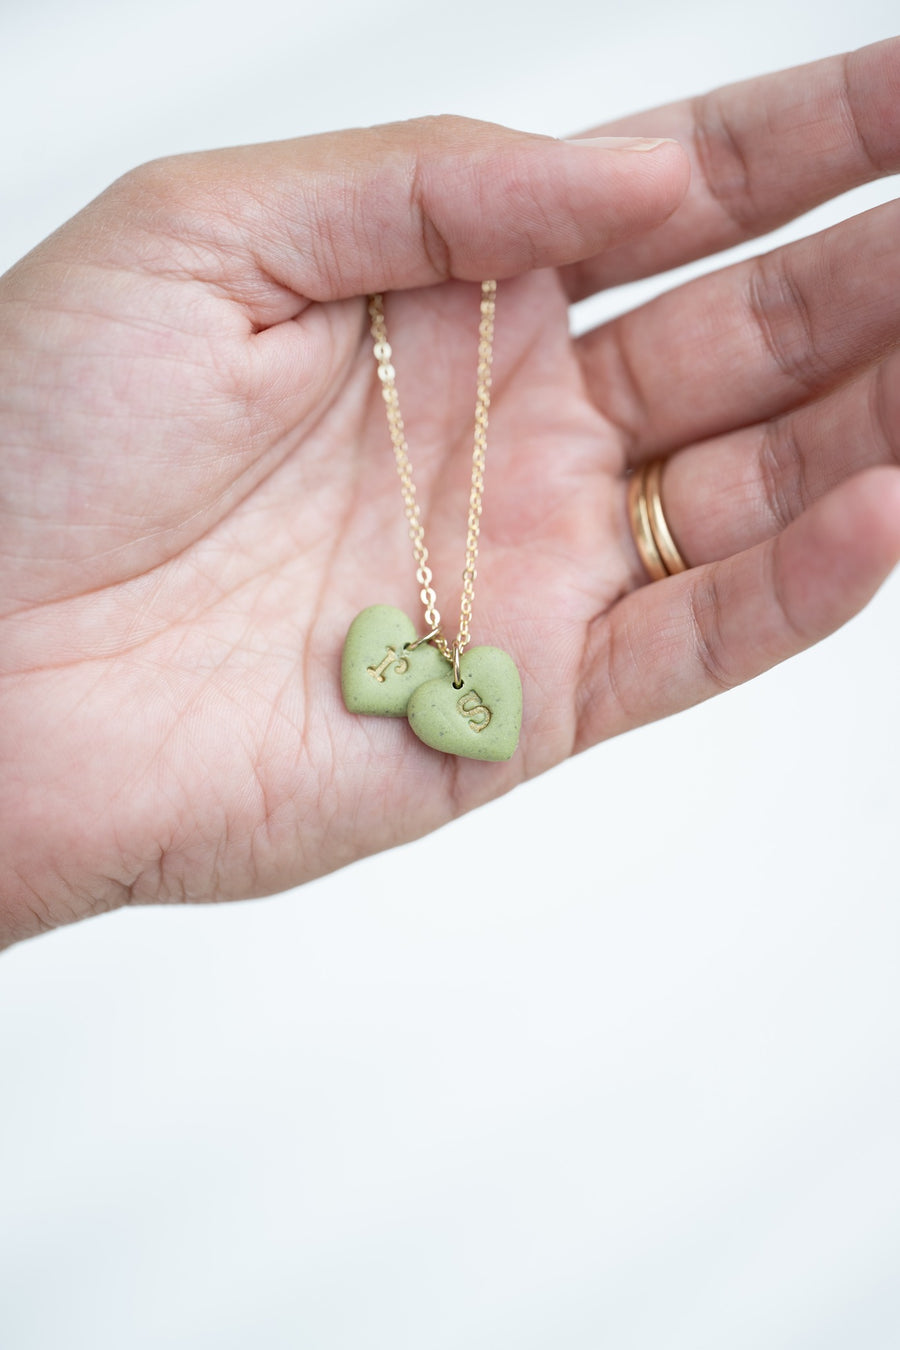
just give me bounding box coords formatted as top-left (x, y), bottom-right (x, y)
top-left (576, 466), bottom-right (900, 750)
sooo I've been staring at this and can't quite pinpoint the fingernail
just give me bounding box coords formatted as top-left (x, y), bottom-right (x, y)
top-left (564, 136), bottom-right (676, 153)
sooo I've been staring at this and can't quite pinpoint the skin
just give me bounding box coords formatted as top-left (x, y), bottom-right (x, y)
top-left (1, 40), bottom-right (899, 947)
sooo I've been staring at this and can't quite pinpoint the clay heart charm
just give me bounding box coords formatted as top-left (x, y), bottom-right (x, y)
top-left (406, 645), bottom-right (522, 761)
top-left (341, 605), bottom-right (449, 717)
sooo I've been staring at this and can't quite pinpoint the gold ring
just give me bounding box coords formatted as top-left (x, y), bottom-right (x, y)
top-left (627, 457), bottom-right (688, 580)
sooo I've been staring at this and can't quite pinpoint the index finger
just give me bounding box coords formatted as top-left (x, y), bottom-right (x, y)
top-left (563, 36), bottom-right (900, 299)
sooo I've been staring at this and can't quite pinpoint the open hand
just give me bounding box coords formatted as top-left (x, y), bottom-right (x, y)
top-left (2, 39), bottom-right (898, 945)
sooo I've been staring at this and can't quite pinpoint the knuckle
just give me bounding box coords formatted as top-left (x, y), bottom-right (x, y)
top-left (757, 418), bottom-right (809, 534)
top-left (409, 152), bottom-right (453, 282)
top-left (691, 90), bottom-right (756, 233)
top-left (871, 361), bottom-right (900, 468)
top-left (686, 572), bottom-right (738, 693)
top-left (747, 249), bottom-right (824, 393)
top-left (838, 51), bottom-right (884, 176)
top-left (766, 533), bottom-right (811, 647)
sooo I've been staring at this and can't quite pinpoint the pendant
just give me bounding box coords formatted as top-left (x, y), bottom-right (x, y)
top-left (341, 605), bottom-right (448, 717)
top-left (407, 645), bottom-right (522, 762)
top-left (342, 606), bottom-right (522, 760)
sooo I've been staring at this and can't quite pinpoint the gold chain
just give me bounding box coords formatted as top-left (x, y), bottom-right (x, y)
top-left (368, 280), bottom-right (496, 663)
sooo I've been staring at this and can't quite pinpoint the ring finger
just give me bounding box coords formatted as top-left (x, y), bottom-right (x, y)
top-left (624, 347), bottom-right (900, 580)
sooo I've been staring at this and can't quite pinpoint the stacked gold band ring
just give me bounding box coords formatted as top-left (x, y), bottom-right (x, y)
top-left (627, 456), bottom-right (688, 581)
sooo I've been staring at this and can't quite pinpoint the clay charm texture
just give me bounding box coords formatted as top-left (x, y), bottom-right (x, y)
top-left (406, 645), bottom-right (522, 761)
top-left (341, 605), bottom-right (449, 717)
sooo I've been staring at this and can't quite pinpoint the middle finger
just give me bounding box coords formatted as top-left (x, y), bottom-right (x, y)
top-left (578, 198), bottom-right (900, 460)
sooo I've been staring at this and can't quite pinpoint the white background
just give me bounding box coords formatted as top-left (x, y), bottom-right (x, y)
top-left (1, 2), bottom-right (898, 1347)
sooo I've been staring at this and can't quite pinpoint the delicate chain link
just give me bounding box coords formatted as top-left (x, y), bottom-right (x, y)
top-left (368, 281), bottom-right (496, 662)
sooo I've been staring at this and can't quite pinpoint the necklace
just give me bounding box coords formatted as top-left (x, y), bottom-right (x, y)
top-left (340, 282), bottom-right (522, 762)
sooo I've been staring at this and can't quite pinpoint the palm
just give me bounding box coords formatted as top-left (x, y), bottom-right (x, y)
top-left (3, 255), bottom-right (618, 907)
top-left (3, 39), bottom-right (899, 941)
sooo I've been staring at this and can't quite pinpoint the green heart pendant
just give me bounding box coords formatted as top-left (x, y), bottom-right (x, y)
top-left (341, 605), bottom-right (449, 717)
top-left (406, 645), bottom-right (522, 761)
